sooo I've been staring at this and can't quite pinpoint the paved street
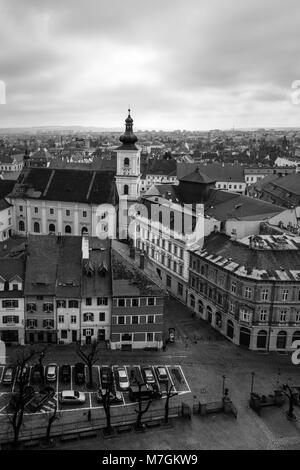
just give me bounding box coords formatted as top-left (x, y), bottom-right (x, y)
top-left (2, 296), bottom-right (300, 449)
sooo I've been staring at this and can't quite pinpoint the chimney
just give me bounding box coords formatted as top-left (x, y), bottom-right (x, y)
top-left (82, 235), bottom-right (89, 260)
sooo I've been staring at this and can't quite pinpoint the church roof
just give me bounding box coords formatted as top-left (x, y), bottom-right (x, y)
top-left (179, 166), bottom-right (216, 184)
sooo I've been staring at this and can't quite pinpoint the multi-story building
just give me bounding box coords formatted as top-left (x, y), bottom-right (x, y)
top-left (55, 236), bottom-right (82, 344)
top-left (8, 168), bottom-right (118, 237)
top-left (0, 153), bottom-right (23, 173)
top-left (24, 235), bottom-right (58, 344)
top-left (0, 259), bottom-right (25, 345)
top-left (81, 236), bottom-right (112, 345)
top-left (110, 241), bottom-right (165, 350)
top-left (0, 200), bottom-right (13, 242)
top-left (188, 231), bottom-right (300, 351)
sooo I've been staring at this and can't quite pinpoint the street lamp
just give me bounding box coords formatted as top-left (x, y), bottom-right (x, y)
top-left (222, 375), bottom-right (226, 396)
top-left (251, 372), bottom-right (255, 394)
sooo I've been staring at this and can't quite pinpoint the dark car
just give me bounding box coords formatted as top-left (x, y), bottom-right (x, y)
top-left (26, 386), bottom-right (55, 412)
top-left (31, 364), bottom-right (43, 384)
top-left (60, 364), bottom-right (71, 383)
top-left (16, 364), bottom-right (30, 383)
top-left (74, 363), bottom-right (85, 385)
top-left (96, 388), bottom-right (123, 404)
top-left (128, 384), bottom-right (162, 402)
top-left (10, 386), bottom-right (35, 410)
top-left (100, 366), bottom-right (112, 389)
top-left (1, 366), bottom-right (16, 385)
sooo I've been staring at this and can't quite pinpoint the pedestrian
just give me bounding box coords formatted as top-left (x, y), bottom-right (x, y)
top-left (87, 409), bottom-right (91, 421)
top-left (162, 341), bottom-right (167, 352)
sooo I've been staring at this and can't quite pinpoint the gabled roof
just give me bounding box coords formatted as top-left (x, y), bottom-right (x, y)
top-left (179, 167), bottom-right (216, 184)
top-left (0, 199), bottom-right (11, 211)
top-left (9, 168), bottom-right (118, 205)
top-left (177, 162), bottom-right (245, 183)
top-left (81, 237), bottom-right (112, 297)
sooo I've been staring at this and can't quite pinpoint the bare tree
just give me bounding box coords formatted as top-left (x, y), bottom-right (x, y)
top-left (44, 402), bottom-right (59, 446)
top-left (282, 383), bottom-right (297, 421)
top-left (76, 341), bottom-right (99, 389)
top-left (99, 366), bottom-right (115, 435)
top-left (164, 382), bottom-right (178, 424)
top-left (7, 347), bottom-right (36, 448)
top-left (38, 348), bottom-right (47, 385)
top-left (134, 382), bottom-right (152, 431)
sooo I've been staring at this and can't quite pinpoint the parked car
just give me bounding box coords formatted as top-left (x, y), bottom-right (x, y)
top-left (129, 384), bottom-right (162, 402)
top-left (60, 390), bottom-right (86, 405)
top-left (60, 364), bottom-right (71, 383)
top-left (26, 386), bottom-right (55, 412)
top-left (31, 364), bottom-right (43, 384)
top-left (16, 364), bottom-right (30, 383)
top-left (155, 366), bottom-right (169, 383)
top-left (45, 364), bottom-right (57, 383)
top-left (116, 367), bottom-right (129, 390)
top-left (10, 386), bottom-right (35, 410)
top-left (141, 367), bottom-right (156, 385)
top-left (74, 363), bottom-right (85, 385)
top-left (100, 366), bottom-right (112, 389)
top-left (1, 366), bottom-right (16, 385)
top-left (96, 388), bottom-right (123, 404)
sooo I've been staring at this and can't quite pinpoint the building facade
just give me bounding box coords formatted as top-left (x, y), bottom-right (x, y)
top-left (187, 232), bottom-right (300, 351)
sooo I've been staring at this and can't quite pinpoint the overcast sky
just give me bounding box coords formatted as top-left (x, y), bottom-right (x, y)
top-left (0, 0), bottom-right (300, 130)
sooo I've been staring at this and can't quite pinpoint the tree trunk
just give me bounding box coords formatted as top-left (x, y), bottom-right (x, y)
top-left (88, 363), bottom-right (93, 388)
top-left (165, 397), bottom-right (169, 424)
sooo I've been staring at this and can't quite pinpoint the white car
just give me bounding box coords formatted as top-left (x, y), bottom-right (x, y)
top-left (60, 390), bottom-right (86, 404)
top-left (116, 367), bottom-right (129, 390)
top-left (45, 363), bottom-right (57, 383)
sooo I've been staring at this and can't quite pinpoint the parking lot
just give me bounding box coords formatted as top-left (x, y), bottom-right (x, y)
top-left (0, 363), bottom-right (191, 417)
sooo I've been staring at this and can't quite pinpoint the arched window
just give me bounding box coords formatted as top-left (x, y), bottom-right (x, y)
top-left (124, 185), bottom-right (129, 195)
top-left (19, 220), bottom-right (25, 232)
top-left (198, 300), bottom-right (203, 314)
top-left (65, 225), bottom-right (72, 234)
top-left (124, 157), bottom-right (129, 167)
top-left (33, 222), bottom-right (40, 233)
top-left (190, 294), bottom-right (195, 309)
top-left (81, 227), bottom-right (88, 235)
top-left (49, 224), bottom-right (55, 233)
top-left (257, 330), bottom-right (267, 349)
top-left (227, 320), bottom-right (234, 339)
top-left (276, 331), bottom-right (287, 349)
top-left (292, 331), bottom-right (300, 343)
top-left (207, 305), bottom-right (212, 324)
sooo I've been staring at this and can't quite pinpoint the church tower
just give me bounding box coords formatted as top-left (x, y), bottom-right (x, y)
top-left (116, 110), bottom-right (141, 239)
top-left (115, 109), bottom-right (141, 200)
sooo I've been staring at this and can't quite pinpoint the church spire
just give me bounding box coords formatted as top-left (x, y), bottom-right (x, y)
top-left (119, 109), bottom-right (138, 147)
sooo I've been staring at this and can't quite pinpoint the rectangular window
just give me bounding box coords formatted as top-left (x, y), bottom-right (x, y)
top-left (50, 208), bottom-right (54, 215)
top-left (166, 275), bottom-right (172, 288)
top-left (240, 309), bottom-right (251, 322)
top-left (71, 315), bottom-right (77, 323)
top-left (244, 287), bottom-right (252, 299)
top-left (118, 316), bottom-right (125, 325)
top-left (296, 312), bottom-right (300, 323)
top-left (132, 298), bottom-right (139, 307)
top-left (34, 207), bottom-right (38, 213)
top-left (121, 333), bottom-right (132, 341)
top-left (99, 312), bottom-right (105, 321)
top-left (61, 330), bottom-right (68, 339)
top-left (2, 300), bottom-right (18, 308)
top-left (280, 310), bottom-right (287, 322)
top-left (231, 282), bottom-right (237, 294)
top-left (19, 205), bottom-right (23, 212)
top-left (261, 289), bottom-right (269, 301)
top-left (57, 300), bottom-right (66, 308)
top-left (83, 211), bottom-right (87, 218)
top-left (43, 303), bottom-right (53, 313)
top-left (132, 315), bottom-right (139, 324)
top-left (147, 315), bottom-right (154, 324)
top-left (146, 333), bottom-right (154, 342)
top-left (66, 210), bottom-right (70, 216)
top-left (69, 300), bottom-right (79, 308)
top-left (118, 298), bottom-right (125, 307)
top-left (58, 315), bottom-right (64, 323)
top-left (173, 261), bottom-right (177, 273)
top-left (177, 283), bottom-right (183, 296)
top-left (26, 303), bottom-right (37, 312)
top-left (86, 298), bottom-right (92, 306)
top-left (282, 290), bottom-right (289, 301)
top-left (147, 298), bottom-right (155, 306)
top-left (37, 295), bottom-right (44, 301)
top-left (260, 310), bottom-right (267, 322)
top-left (3, 316), bottom-right (19, 324)
top-left (97, 297), bottom-right (108, 306)
top-left (26, 319), bottom-right (37, 328)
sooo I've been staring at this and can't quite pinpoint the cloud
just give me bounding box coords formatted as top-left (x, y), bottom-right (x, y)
top-left (0, 0), bottom-right (300, 129)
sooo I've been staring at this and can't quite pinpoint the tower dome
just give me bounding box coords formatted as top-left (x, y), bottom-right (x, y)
top-left (119, 109), bottom-right (138, 148)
